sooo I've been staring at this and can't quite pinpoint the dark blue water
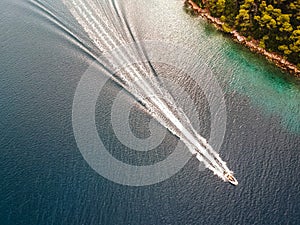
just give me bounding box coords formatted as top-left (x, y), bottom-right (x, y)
top-left (1, 0), bottom-right (300, 224)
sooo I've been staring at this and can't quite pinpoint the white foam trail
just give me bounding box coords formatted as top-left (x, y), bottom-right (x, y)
top-left (63, 0), bottom-right (233, 182)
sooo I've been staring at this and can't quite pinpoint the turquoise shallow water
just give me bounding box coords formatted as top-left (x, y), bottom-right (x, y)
top-left (221, 42), bottom-right (300, 134)
top-left (0, 0), bottom-right (300, 224)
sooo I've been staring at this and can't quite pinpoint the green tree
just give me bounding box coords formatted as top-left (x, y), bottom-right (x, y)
top-left (195, 0), bottom-right (300, 65)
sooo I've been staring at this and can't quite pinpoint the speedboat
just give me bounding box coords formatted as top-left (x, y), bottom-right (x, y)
top-left (224, 171), bottom-right (238, 186)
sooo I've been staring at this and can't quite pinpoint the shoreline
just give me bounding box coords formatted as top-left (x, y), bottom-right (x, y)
top-left (185, 0), bottom-right (300, 79)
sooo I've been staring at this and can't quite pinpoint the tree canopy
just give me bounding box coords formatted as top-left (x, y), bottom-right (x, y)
top-left (198, 0), bottom-right (300, 67)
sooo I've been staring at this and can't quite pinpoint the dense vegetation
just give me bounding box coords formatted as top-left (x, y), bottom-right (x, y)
top-left (195, 0), bottom-right (300, 67)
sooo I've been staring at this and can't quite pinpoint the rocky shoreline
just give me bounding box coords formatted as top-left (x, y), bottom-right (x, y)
top-left (185, 0), bottom-right (300, 79)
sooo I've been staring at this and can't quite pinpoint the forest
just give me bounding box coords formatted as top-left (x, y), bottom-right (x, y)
top-left (195, 0), bottom-right (300, 68)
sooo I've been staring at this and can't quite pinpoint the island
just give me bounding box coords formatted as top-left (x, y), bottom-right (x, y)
top-left (185, 0), bottom-right (300, 78)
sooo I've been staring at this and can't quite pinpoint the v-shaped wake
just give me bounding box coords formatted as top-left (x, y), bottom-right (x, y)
top-left (60, 0), bottom-right (237, 185)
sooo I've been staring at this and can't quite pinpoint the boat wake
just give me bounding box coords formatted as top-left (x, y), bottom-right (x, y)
top-left (32, 0), bottom-right (237, 185)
